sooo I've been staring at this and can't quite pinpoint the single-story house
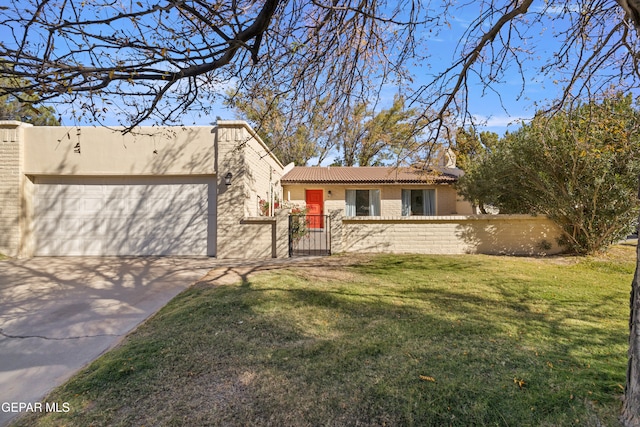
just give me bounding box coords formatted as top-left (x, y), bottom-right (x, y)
top-left (280, 164), bottom-right (563, 255)
top-left (280, 163), bottom-right (475, 218)
top-left (0, 120), bottom-right (563, 258)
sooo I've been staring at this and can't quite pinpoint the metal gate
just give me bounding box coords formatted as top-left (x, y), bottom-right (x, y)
top-left (289, 214), bottom-right (331, 257)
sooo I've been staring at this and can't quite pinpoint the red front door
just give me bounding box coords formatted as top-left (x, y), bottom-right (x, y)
top-left (305, 189), bottom-right (324, 229)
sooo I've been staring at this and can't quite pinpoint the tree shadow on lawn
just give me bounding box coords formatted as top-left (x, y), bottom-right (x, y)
top-left (345, 254), bottom-right (627, 422)
top-left (260, 279), bottom-right (623, 425)
top-left (17, 258), bottom-right (628, 427)
top-left (181, 276), bottom-right (625, 425)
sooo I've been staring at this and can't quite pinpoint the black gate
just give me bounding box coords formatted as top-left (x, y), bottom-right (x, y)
top-left (289, 214), bottom-right (331, 257)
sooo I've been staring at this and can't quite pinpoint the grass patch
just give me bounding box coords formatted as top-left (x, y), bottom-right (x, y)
top-left (14, 246), bottom-right (635, 426)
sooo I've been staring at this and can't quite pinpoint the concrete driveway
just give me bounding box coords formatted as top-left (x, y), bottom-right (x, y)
top-left (0, 256), bottom-right (216, 426)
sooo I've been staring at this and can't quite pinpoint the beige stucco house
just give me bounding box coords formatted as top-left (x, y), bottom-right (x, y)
top-left (0, 119), bottom-right (563, 258)
top-left (0, 120), bottom-right (285, 258)
top-left (281, 165), bottom-right (475, 218)
top-left (280, 166), bottom-right (563, 255)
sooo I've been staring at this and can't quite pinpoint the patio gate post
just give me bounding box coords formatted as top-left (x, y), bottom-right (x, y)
top-left (329, 209), bottom-right (344, 254)
top-left (274, 209), bottom-right (290, 258)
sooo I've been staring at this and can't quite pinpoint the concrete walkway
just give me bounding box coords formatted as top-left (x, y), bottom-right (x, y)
top-left (0, 256), bottom-right (217, 426)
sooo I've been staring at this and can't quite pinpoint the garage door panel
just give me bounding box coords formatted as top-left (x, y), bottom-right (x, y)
top-left (81, 185), bottom-right (105, 196)
top-left (82, 197), bottom-right (105, 213)
top-left (36, 191), bottom-right (84, 214)
top-left (138, 197), bottom-right (178, 214)
top-left (69, 238), bottom-right (102, 256)
top-left (37, 238), bottom-right (100, 257)
top-left (33, 177), bottom-right (215, 256)
top-left (102, 198), bottom-right (128, 214)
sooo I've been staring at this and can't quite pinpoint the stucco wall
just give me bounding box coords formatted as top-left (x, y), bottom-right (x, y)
top-left (23, 126), bottom-right (216, 175)
top-left (339, 214), bottom-right (564, 255)
top-left (2, 120), bottom-right (284, 259)
top-left (243, 128), bottom-right (285, 217)
top-left (283, 183), bottom-right (471, 216)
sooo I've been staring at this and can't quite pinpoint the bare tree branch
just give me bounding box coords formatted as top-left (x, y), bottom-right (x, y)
top-left (4, 0), bottom-right (640, 423)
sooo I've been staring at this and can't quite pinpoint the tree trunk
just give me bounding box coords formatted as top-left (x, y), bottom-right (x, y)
top-left (621, 180), bottom-right (640, 426)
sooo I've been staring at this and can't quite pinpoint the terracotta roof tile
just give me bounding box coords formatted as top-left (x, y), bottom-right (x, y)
top-left (281, 166), bottom-right (458, 184)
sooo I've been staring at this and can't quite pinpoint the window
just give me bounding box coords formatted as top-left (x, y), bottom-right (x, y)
top-left (345, 189), bottom-right (380, 216)
top-left (402, 189), bottom-right (435, 216)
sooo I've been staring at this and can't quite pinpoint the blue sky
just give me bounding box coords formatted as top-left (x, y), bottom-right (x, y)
top-left (404, 5), bottom-right (567, 136)
top-left (3, 2), bottom-right (621, 137)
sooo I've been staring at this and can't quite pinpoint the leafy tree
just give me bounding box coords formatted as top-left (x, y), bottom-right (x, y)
top-left (0, 97), bottom-right (58, 125)
top-left (231, 92), bottom-right (427, 166)
top-left (0, 77), bottom-right (59, 125)
top-left (451, 128), bottom-right (500, 213)
top-left (227, 90), bottom-right (334, 165)
top-left (453, 127), bottom-right (499, 172)
top-left (458, 93), bottom-right (640, 255)
top-left (338, 95), bottom-right (423, 166)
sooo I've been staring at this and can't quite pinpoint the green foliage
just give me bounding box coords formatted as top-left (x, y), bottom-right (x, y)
top-left (458, 93), bottom-right (640, 254)
top-left (227, 89), bottom-right (333, 166)
top-left (0, 76), bottom-right (59, 125)
top-left (289, 213), bottom-right (310, 242)
top-left (0, 96), bottom-right (59, 125)
top-left (453, 127), bottom-right (500, 213)
top-left (229, 90), bottom-right (428, 166)
top-left (453, 127), bottom-right (499, 172)
top-left (339, 95), bottom-right (426, 166)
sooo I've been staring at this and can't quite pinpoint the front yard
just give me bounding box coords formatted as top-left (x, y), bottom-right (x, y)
top-left (13, 244), bottom-right (635, 426)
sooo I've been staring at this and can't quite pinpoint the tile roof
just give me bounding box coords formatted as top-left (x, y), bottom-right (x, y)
top-left (280, 166), bottom-right (458, 184)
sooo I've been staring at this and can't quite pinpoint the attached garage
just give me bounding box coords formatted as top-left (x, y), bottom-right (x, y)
top-left (32, 176), bottom-right (216, 256)
top-left (1, 121), bottom-right (285, 259)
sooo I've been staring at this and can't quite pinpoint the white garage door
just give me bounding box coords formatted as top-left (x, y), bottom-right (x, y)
top-left (33, 176), bottom-right (216, 256)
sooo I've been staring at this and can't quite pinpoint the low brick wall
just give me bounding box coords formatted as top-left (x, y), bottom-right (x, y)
top-left (338, 214), bottom-right (564, 256)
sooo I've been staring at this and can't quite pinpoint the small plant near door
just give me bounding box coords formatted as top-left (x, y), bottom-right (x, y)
top-left (289, 204), bottom-right (307, 215)
top-left (258, 197), bottom-right (280, 216)
top-left (288, 204), bottom-right (309, 242)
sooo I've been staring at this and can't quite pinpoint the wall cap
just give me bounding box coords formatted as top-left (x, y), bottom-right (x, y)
top-left (343, 214), bottom-right (552, 222)
top-left (0, 120), bottom-right (33, 128)
top-left (241, 216), bottom-right (277, 224)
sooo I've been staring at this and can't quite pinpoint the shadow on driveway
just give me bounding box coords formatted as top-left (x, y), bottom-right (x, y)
top-left (0, 256), bottom-right (216, 426)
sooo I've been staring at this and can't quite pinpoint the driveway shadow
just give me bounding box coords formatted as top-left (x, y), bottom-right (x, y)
top-left (0, 256), bottom-right (215, 426)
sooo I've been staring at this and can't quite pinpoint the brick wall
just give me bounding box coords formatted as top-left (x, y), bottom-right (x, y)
top-left (339, 214), bottom-right (564, 256)
top-left (0, 122), bottom-right (28, 257)
top-left (243, 129), bottom-right (284, 217)
top-left (215, 121), bottom-right (284, 258)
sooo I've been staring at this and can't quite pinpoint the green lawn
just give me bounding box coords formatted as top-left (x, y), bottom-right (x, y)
top-left (14, 244), bottom-right (636, 426)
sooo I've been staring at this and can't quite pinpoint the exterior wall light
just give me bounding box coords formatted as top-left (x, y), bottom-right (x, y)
top-left (224, 172), bottom-right (233, 186)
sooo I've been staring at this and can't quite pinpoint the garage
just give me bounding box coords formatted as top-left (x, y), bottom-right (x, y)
top-left (32, 176), bottom-right (216, 256)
